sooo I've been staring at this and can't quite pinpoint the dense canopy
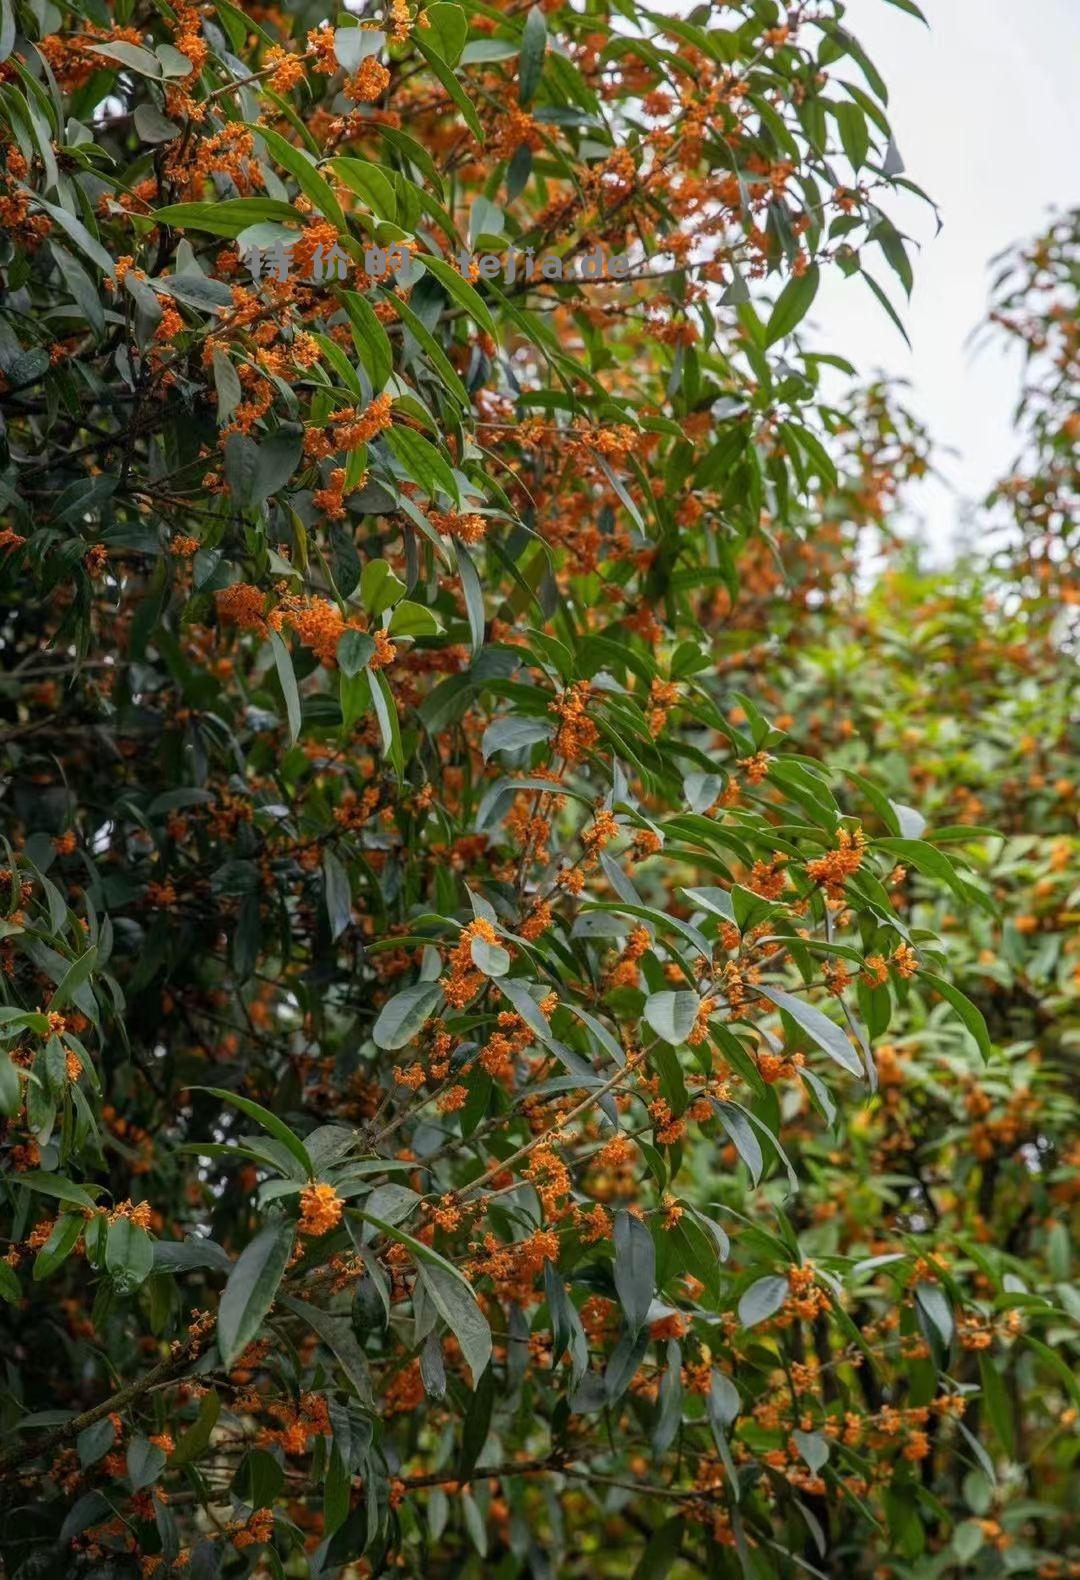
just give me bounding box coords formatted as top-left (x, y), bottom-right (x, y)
top-left (0, 0), bottom-right (1077, 1576)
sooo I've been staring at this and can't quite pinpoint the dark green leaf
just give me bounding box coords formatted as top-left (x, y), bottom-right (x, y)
top-left (217, 1221), bottom-right (295, 1367)
top-left (765, 265), bottom-right (819, 344)
top-left (613, 1209), bottom-right (655, 1335)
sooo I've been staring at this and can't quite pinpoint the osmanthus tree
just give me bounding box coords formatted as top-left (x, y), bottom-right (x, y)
top-left (714, 546), bottom-right (1080, 1574)
top-left (0, 0), bottom-right (1046, 1574)
top-left (982, 207), bottom-right (1080, 619)
top-left (707, 275), bottom-right (1080, 1569)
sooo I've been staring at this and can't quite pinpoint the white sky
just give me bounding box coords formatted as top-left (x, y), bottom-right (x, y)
top-left (812, 0), bottom-right (1080, 554)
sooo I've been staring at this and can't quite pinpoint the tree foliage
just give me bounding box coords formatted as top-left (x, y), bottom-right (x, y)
top-left (0, 1), bottom-right (1076, 1576)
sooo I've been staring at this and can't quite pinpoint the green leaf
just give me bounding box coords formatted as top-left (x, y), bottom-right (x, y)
top-left (779, 420), bottom-right (838, 491)
top-left (33, 1215), bottom-right (83, 1281)
top-left (32, 198), bottom-right (114, 277)
top-left (953, 1522), bottom-right (985, 1565)
top-left (459, 1358), bottom-right (495, 1477)
top-left (793, 1428), bottom-right (829, 1473)
top-left (456, 542), bottom-right (486, 656)
top-left (279, 1294), bottom-right (373, 1404)
top-left (245, 123), bottom-right (346, 232)
top-left (680, 886), bottom-right (735, 922)
top-left (330, 157), bottom-right (397, 221)
top-left (377, 124), bottom-right (445, 193)
top-left (217, 1221), bottom-right (295, 1367)
top-left (342, 290), bottom-right (394, 391)
top-left (882, 0), bottom-right (928, 19)
top-left (212, 347), bottom-right (242, 426)
top-left (835, 100), bottom-right (870, 170)
top-left (1025, 1335), bottom-right (1080, 1409)
top-left (919, 972), bottom-right (991, 1061)
top-left (360, 559), bottom-right (407, 615)
top-left (544, 1260), bottom-right (588, 1382)
top-left (372, 982), bottom-right (444, 1049)
top-left (171, 1389), bottom-right (221, 1466)
top-left (914, 1282), bottom-right (953, 1359)
top-left (269, 628), bottom-right (302, 744)
top-left (470, 935), bottom-right (510, 977)
top-left (369, 667), bottom-right (405, 777)
top-left (323, 850), bottom-right (352, 941)
top-left (154, 1237), bottom-right (233, 1274)
top-left (152, 198), bottom-right (302, 238)
top-left (360, 1212), bottom-right (480, 1318)
top-left (713, 1101), bottom-right (763, 1186)
top-left (0, 1049), bottom-right (22, 1117)
top-left (157, 43), bottom-right (194, 77)
top-left (631, 1515), bottom-right (683, 1580)
top-left (481, 717), bottom-right (552, 760)
top-left (77, 1418), bottom-right (115, 1468)
top-left (613, 1209), bottom-right (655, 1335)
top-left (890, 800), bottom-right (926, 838)
top-left (389, 600), bottom-right (444, 638)
top-left (651, 1344), bottom-right (683, 1454)
top-left (337, 629), bottom-right (376, 677)
top-left (709, 1370), bottom-right (740, 1429)
top-left (47, 945), bottom-right (97, 1012)
top-left (0, 0), bottom-right (15, 63)
top-left (88, 40), bottom-right (162, 75)
top-left (106, 1216), bottom-right (155, 1292)
top-left (873, 836), bottom-right (967, 900)
top-left (134, 103), bottom-right (181, 143)
top-left (861, 268), bottom-right (912, 347)
top-left (251, 423), bottom-right (303, 505)
top-left (127, 1436), bottom-right (167, 1490)
top-left (190, 1087), bottom-right (314, 1179)
top-left (643, 990), bottom-right (700, 1045)
top-left (0, 1007), bottom-right (48, 1037)
top-left (418, 1262), bottom-right (492, 1385)
top-left (233, 1447), bottom-right (284, 1508)
top-left (518, 6), bottom-right (547, 105)
top-left (765, 265), bottom-right (819, 344)
top-left (415, 36), bottom-right (485, 145)
top-left (419, 253), bottom-right (497, 337)
top-left (52, 244), bottom-right (106, 335)
top-left (15, 1172), bottom-right (99, 1211)
top-left (389, 289), bottom-right (469, 407)
top-left (738, 1274), bottom-right (789, 1327)
top-left (978, 1353), bottom-right (1015, 1458)
top-left (334, 23), bottom-right (385, 71)
top-left (159, 272), bottom-right (233, 313)
top-left (499, 978), bottom-right (550, 1041)
top-left (386, 425), bottom-right (459, 503)
top-left (0, 1260), bottom-right (19, 1305)
top-left (424, 3), bottom-right (468, 68)
top-left (578, 900), bottom-right (707, 963)
top-left (757, 986), bottom-right (863, 1078)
